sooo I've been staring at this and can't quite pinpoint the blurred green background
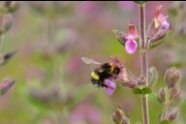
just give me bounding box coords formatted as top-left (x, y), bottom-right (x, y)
top-left (0, 1), bottom-right (185, 124)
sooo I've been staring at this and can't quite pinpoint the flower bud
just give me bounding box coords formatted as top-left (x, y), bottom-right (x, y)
top-left (165, 67), bottom-right (181, 88)
top-left (0, 77), bottom-right (16, 96)
top-left (112, 108), bottom-right (123, 124)
top-left (112, 106), bottom-right (130, 124)
top-left (167, 108), bottom-right (179, 121)
top-left (158, 88), bottom-right (166, 103)
top-left (0, 14), bottom-right (13, 35)
top-left (170, 87), bottom-right (180, 100)
top-left (0, 50), bottom-right (16, 66)
top-left (148, 24), bottom-right (167, 43)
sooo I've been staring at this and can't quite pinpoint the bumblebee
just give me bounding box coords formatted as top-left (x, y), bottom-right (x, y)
top-left (81, 57), bottom-right (122, 88)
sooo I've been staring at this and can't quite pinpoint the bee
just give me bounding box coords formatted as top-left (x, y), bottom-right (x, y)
top-left (81, 57), bottom-right (123, 88)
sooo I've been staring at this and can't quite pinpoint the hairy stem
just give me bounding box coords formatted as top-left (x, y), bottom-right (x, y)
top-left (139, 4), bottom-right (149, 124)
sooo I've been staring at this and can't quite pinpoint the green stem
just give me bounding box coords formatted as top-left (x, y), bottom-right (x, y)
top-left (0, 34), bottom-right (4, 53)
top-left (0, 15), bottom-right (5, 53)
top-left (139, 4), bottom-right (150, 124)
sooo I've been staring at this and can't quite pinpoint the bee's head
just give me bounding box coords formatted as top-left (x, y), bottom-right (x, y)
top-left (101, 63), bottom-right (111, 69)
top-left (110, 56), bottom-right (123, 67)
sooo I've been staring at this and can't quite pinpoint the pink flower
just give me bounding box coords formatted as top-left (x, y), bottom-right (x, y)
top-left (147, 5), bottom-right (170, 43)
top-left (103, 79), bottom-right (116, 95)
top-left (125, 23), bottom-right (138, 54)
top-left (154, 5), bottom-right (170, 30)
top-left (125, 39), bottom-right (137, 54)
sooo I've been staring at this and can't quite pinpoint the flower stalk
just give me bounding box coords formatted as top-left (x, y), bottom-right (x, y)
top-left (139, 4), bottom-right (150, 124)
top-left (0, 15), bottom-right (5, 53)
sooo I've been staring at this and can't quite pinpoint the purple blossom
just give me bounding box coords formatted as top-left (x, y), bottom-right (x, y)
top-left (103, 79), bottom-right (116, 95)
top-left (124, 23), bottom-right (138, 54)
top-left (125, 39), bottom-right (137, 54)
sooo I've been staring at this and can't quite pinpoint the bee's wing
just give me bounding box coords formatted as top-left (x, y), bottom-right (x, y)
top-left (81, 57), bottom-right (101, 65)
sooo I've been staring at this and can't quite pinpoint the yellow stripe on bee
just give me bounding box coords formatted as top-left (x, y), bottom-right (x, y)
top-left (110, 64), bottom-right (115, 72)
top-left (91, 71), bottom-right (99, 80)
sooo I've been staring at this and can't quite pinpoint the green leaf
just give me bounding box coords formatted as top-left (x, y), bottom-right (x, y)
top-left (133, 87), bottom-right (142, 94)
top-left (143, 87), bottom-right (152, 94)
top-left (160, 120), bottom-right (170, 124)
top-left (133, 86), bottom-right (152, 95)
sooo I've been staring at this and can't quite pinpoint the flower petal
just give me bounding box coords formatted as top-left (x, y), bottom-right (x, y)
top-left (125, 40), bottom-right (137, 54)
top-left (128, 23), bottom-right (138, 38)
top-left (154, 5), bottom-right (170, 30)
top-left (161, 20), bottom-right (170, 30)
top-left (126, 34), bottom-right (135, 40)
top-left (103, 79), bottom-right (116, 95)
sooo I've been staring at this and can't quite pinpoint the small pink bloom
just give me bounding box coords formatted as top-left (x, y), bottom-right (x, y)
top-left (124, 23), bottom-right (138, 54)
top-left (103, 79), bottom-right (116, 95)
top-left (125, 39), bottom-right (137, 54)
top-left (154, 5), bottom-right (170, 30)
